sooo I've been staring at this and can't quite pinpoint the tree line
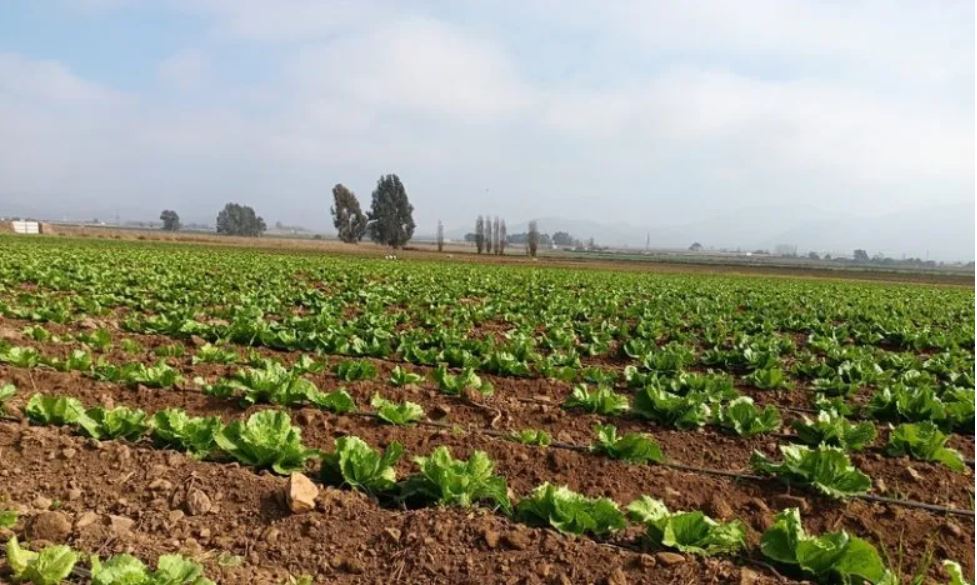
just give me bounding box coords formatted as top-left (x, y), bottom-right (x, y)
top-left (157, 174), bottom-right (576, 257)
top-left (158, 173), bottom-right (416, 248)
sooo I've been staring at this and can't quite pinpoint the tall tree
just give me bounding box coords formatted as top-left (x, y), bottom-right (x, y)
top-left (330, 184), bottom-right (368, 243)
top-left (475, 216), bottom-right (485, 254)
top-left (436, 220), bottom-right (444, 253)
top-left (499, 220), bottom-right (507, 255)
top-left (367, 174), bottom-right (415, 248)
top-left (159, 210), bottom-right (180, 232)
top-left (493, 217), bottom-right (501, 255)
top-left (484, 214), bottom-right (493, 255)
top-left (216, 203), bottom-right (266, 237)
top-left (527, 220), bottom-right (540, 257)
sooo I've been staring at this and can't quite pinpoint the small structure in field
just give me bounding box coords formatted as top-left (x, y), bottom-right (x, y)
top-left (10, 220), bottom-right (41, 234)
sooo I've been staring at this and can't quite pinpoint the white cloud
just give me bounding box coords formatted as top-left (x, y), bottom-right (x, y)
top-left (157, 49), bottom-right (210, 91)
top-left (0, 52), bottom-right (125, 105)
top-left (288, 18), bottom-right (535, 119)
top-left (177, 0), bottom-right (396, 41)
top-left (0, 2), bottom-right (972, 258)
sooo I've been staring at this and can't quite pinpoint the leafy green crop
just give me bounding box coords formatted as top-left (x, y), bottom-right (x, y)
top-left (321, 436), bottom-right (404, 495)
top-left (563, 384), bottom-right (629, 415)
top-left (761, 508), bottom-right (892, 584)
top-left (715, 397), bottom-right (781, 436)
top-left (371, 394), bottom-right (424, 425)
top-left (333, 360), bottom-right (378, 382)
top-left (516, 483), bottom-right (626, 536)
top-left (78, 405), bottom-right (150, 440)
top-left (433, 365), bottom-right (493, 396)
top-left (200, 361), bottom-right (353, 413)
top-left (154, 343), bottom-right (186, 358)
top-left (76, 328), bottom-right (112, 351)
top-left (93, 361), bottom-right (181, 388)
top-left (0, 346), bottom-right (41, 368)
top-left (745, 366), bottom-right (788, 390)
top-left (791, 410), bottom-right (876, 451)
top-left (885, 422), bottom-right (965, 471)
top-left (26, 394), bottom-right (87, 426)
top-left (401, 447), bottom-right (511, 513)
top-left (751, 445), bottom-right (872, 498)
top-left (90, 552), bottom-right (215, 585)
top-left (508, 428), bottom-right (552, 446)
top-left (868, 385), bottom-right (944, 426)
top-left (627, 496), bottom-right (745, 555)
top-left (591, 424), bottom-right (663, 463)
top-left (640, 343), bottom-right (694, 373)
top-left (191, 343), bottom-right (239, 365)
top-left (0, 383), bottom-right (15, 414)
top-left (632, 386), bottom-right (712, 429)
top-left (0, 510), bottom-right (17, 529)
top-left (5, 536), bottom-right (78, 585)
top-left (943, 560), bottom-right (971, 585)
top-left (389, 365), bottom-right (423, 386)
top-left (215, 410), bottom-right (319, 474)
top-left (150, 409), bottom-right (223, 458)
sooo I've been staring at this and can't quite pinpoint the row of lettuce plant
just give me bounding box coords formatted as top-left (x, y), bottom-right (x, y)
top-left (9, 392), bottom-right (956, 585)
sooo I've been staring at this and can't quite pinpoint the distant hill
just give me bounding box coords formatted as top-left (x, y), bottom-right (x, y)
top-left (448, 202), bottom-right (974, 262)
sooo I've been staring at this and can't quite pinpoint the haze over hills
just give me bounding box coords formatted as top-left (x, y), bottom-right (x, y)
top-left (0, 3), bottom-right (972, 263)
top-left (451, 202), bottom-right (974, 262)
top-left (6, 197), bottom-right (972, 262)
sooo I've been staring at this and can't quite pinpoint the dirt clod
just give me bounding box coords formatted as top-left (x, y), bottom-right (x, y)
top-left (655, 552), bottom-right (686, 566)
top-left (75, 511), bottom-right (99, 530)
top-left (483, 528), bottom-right (500, 548)
top-left (605, 567), bottom-right (628, 585)
top-left (739, 567), bottom-right (761, 585)
top-left (185, 488), bottom-right (212, 516)
top-left (502, 529), bottom-right (531, 550)
top-left (28, 511), bottom-right (71, 541)
top-left (149, 478), bottom-right (174, 491)
top-left (109, 514), bottom-right (135, 536)
top-left (707, 494), bottom-right (735, 520)
top-left (770, 494), bottom-right (808, 512)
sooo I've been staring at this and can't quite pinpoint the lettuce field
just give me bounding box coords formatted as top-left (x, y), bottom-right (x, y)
top-left (0, 236), bottom-right (973, 584)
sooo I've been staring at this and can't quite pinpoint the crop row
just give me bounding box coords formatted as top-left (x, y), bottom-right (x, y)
top-left (1, 239), bottom-right (972, 392)
top-left (4, 394), bottom-right (971, 585)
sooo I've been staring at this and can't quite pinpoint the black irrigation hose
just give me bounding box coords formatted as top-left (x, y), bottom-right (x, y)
top-left (413, 417), bottom-right (976, 519)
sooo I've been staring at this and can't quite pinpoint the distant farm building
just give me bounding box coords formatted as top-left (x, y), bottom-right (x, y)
top-left (7, 220), bottom-right (42, 234)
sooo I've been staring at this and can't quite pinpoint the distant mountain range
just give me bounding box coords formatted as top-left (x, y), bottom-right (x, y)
top-left (445, 202), bottom-right (974, 262)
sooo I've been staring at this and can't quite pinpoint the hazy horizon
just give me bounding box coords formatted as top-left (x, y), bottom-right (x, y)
top-left (1, 1), bottom-right (973, 260)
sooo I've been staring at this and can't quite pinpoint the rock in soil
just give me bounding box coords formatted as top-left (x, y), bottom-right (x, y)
top-left (286, 472), bottom-right (319, 513)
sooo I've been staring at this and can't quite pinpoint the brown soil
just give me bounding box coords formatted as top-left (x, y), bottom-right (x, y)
top-left (0, 315), bottom-right (973, 583)
top-left (3, 422), bottom-right (785, 584)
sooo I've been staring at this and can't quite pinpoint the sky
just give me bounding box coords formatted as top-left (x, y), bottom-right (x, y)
top-left (0, 1), bottom-right (973, 259)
